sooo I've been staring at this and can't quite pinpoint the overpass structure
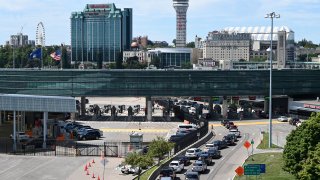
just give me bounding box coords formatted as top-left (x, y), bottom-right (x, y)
top-left (0, 69), bottom-right (319, 97)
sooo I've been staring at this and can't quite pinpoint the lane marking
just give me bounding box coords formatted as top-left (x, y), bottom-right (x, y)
top-left (100, 128), bottom-right (170, 133)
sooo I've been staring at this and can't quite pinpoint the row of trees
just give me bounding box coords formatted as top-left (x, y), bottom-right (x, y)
top-left (0, 45), bottom-right (70, 69)
top-left (283, 113), bottom-right (320, 179)
top-left (124, 137), bottom-right (174, 180)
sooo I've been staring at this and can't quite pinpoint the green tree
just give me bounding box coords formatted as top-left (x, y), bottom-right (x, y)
top-left (186, 42), bottom-right (195, 48)
top-left (172, 39), bottom-right (176, 46)
top-left (181, 62), bottom-right (192, 69)
top-left (283, 113), bottom-right (320, 179)
top-left (125, 152), bottom-right (154, 180)
top-left (147, 136), bottom-right (174, 164)
top-left (150, 56), bottom-right (160, 68)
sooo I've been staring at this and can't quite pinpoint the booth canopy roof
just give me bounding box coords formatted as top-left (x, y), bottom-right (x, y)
top-left (0, 94), bottom-right (76, 113)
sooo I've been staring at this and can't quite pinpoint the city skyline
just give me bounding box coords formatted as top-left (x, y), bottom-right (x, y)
top-left (0, 0), bottom-right (319, 46)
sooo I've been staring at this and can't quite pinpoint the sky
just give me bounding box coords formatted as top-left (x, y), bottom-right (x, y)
top-left (0, 0), bottom-right (319, 46)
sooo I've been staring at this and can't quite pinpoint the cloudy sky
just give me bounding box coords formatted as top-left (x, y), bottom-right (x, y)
top-left (0, 0), bottom-right (319, 45)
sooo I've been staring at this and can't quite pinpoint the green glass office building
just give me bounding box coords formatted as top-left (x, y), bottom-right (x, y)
top-left (71, 4), bottom-right (132, 64)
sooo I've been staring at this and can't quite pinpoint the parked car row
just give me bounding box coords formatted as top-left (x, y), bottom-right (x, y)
top-left (63, 122), bottom-right (103, 141)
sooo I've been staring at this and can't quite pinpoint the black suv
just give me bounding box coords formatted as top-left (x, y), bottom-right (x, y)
top-left (213, 140), bottom-right (228, 150)
top-left (221, 120), bottom-right (230, 126)
top-left (198, 152), bottom-right (213, 166)
top-left (174, 155), bottom-right (190, 166)
top-left (222, 135), bottom-right (235, 146)
top-left (207, 149), bottom-right (221, 159)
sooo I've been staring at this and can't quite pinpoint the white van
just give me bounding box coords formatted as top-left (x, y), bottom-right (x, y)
top-left (177, 124), bottom-right (198, 132)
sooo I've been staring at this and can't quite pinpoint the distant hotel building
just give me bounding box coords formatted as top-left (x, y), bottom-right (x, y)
top-left (71, 3), bottom-right (132, 64)
top-left (198, 31), bottom-right (251, 61)
top-left (196, 26), bottom-right (295, 68)
top-left (173, 0), bottom-right (189, 47)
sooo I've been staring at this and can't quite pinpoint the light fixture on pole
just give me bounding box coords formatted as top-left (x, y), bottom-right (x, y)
top-left (265, 12), bottom-right (280, 148)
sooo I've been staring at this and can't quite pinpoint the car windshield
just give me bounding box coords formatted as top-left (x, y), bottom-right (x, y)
top-left (187, 150), bottom-right (195, 153)
top-left (194, 163), bottom-right (202, 166)
top-left (186, 174), bottom-right (198, 178)
top-left (170, 163), bottom-right (178, 166)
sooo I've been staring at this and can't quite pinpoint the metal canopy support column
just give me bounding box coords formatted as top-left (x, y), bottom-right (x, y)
top-left (208, 97), bottom-right (213, 115)
top-left (0, 111), bottom-right (2, 126)
top-left (43, 111), bottom-right (48, 149)
top-left (222, 99), bottom-right (228, 118)
top-left (146, 96), bottom-right (152, 122)
top-left (81, 96), bottom-right (86, 116)
top-left (13, 111), bottom-right (16, 152)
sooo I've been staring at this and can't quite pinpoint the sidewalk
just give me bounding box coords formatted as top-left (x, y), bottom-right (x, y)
top-left (67, 157), bottom-right (134, 180)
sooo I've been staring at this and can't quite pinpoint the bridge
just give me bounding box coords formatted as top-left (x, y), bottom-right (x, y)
top-left (0, 69), bottom-right (319, 98)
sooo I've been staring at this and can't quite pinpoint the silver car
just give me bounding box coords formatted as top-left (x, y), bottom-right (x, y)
top-left (191, 160), bottom-right (207, 173)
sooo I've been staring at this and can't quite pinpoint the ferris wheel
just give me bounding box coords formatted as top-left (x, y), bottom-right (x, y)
top-left (36, 22), bottom-right (45, 46)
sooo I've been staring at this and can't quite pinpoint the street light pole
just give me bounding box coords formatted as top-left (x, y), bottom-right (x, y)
top-left (265, 12), bottom-right (280, 148)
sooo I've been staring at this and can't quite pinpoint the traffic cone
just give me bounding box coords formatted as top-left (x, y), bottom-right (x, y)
top-left (97, 175), bottom-right (100, 180)
top-left (92, 159), bottom-right (95, 163)
top-left (84, 165), bottom-right (88, 171)
top-left (86, 170), bottom-right (90, 175)
top-left (88, 162), bottom-right (91, 167)
top-left (92, 172), bottom-right (95, 178)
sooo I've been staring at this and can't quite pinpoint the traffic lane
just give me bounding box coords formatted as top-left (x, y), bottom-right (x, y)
top-left (174, 126), bottom-right (245, 180)
top-left (207, 125), bottom-right (262, 180)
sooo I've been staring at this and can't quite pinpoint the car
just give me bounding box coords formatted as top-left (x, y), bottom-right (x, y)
top-left (212, 140), bottom-right (228, 150)
top-left (198, 152), bottom-right (213, 166)
top-left (222, 135), bottom-right (235, 146)
top-left (207, 148), bottom-right (221, 159)
top-left (176, 130), bottom-right (190, 136)
top-left (203, 143), bottom-right (218, 152)
top-left (201, 113), bottom-right (211, 120)
top-left (185, 148), bottom-right (202, 159)
top-left (174, 155), bottom-right (190, 166)
top-left (225, 122), bottom-right (235, 129)
top-left (289, 117), bottom-right (300, 126)
top-left (184, 171), bottom-right (199, 180)
top-left (221, 119), bottom-right (230, 126)
top-left (10, 132), bottom-right (30, 141)
top-left (177, 124), bottom-right (198, 132)
top-left (277, 116), bottom-right (288, 122)
top-left (120, 165), bottom-right (139, 174)
top-left (159, 167), bottom-right (176, 179)
top-left (191, 160), bottom-right (207, 173)
top-left (169, 160), bottom-right (184, 173)
top-left (78, 130), bottom-right (100, 140)
top-left (229, 129), bottom-right (241, 138)
top-left (229, 125), bottom-right (238, 130)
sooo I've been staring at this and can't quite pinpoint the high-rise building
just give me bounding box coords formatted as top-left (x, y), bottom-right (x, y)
top-left (173, 0), bottom-right (188, 48)
top-left (71, 3), bottom-right (132, 64)
top-left (9, 33), bottom-right (28, 47)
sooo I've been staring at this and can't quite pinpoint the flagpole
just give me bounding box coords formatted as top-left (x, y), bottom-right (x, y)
top-left (41, 46), bottom-right (43, 69)
top-left (61, 44), bottom-right (63, 70)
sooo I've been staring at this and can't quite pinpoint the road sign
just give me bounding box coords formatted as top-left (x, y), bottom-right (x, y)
top-left (251, 139), bottom-right (254, 145)
top-left (244, 164), bottom-right (261, 175)
top-left (244, 140), bottom-right (251, 149)
top-left (235, 166), bottom-right (244, 176)
top-left (259, 164), bottom-right (266, 173)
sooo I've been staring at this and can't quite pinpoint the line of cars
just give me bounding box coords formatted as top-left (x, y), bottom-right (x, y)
top-left (159, 120), bottom-right (242, 180)
top-left (64, 122), bottom-right (103, 141)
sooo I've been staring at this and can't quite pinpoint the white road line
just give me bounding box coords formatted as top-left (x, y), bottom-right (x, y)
top-left (16, 158), bottom-right (56, 179)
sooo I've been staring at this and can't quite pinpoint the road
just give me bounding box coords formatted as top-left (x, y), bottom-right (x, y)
top-left (173, 119), bottom-right (294, 180)
top-left (0, 119), bottom-right (295, 180)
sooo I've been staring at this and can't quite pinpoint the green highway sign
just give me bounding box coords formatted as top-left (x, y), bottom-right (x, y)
top-left (251, 139), bottom-right (254, 144)
top-left (244, 164), bottom-right (261, 175)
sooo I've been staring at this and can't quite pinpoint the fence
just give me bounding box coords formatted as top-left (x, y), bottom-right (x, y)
top-left (0, 138), bottom-right (145, 157)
